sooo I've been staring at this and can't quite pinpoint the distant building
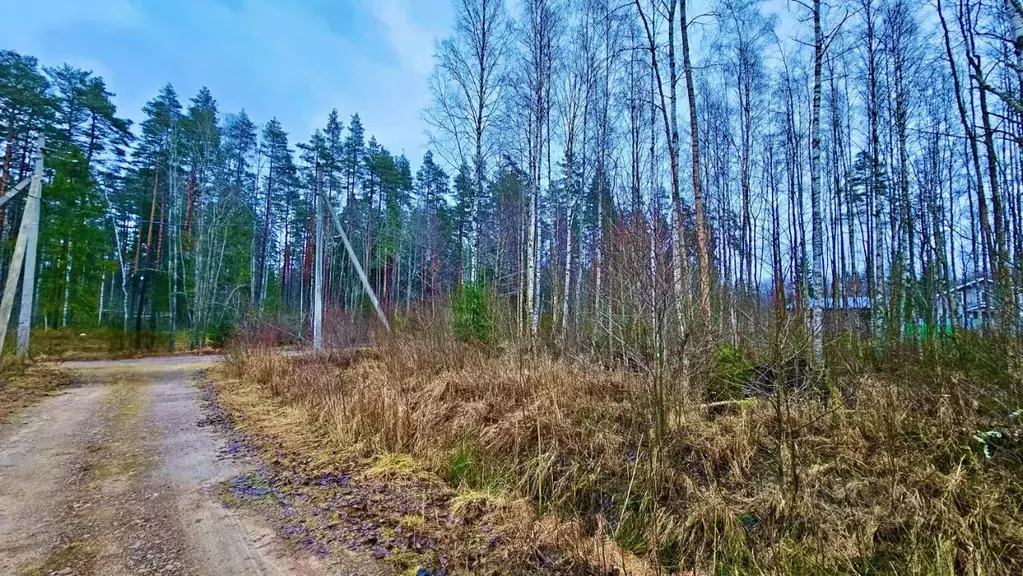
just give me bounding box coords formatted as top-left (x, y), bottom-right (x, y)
top-left (807, 296), bottom-right (873, 310)
top-left (950, 277), bottom-right (994, 330)
top-left (778, 279), bottom-right (1012, 334)
top-left (787, 295), bottom-right (873, 335)
top-left (787, 296), bottom-right (872, 311)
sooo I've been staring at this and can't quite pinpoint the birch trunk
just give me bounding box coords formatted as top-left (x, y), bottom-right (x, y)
top-left (809, 0), bottom-right (825, 362)
top-left (681, 0), bottom-right (713, 330)
top-left (62, 241), bottom-right (72, 328)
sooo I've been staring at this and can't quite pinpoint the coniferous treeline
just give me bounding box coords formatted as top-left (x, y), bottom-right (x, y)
top-left (0, 52), bottom-right (474, 347)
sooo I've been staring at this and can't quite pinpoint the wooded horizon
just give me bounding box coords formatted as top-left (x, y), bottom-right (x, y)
top-left (1, 0), bottom-right (1022, 363)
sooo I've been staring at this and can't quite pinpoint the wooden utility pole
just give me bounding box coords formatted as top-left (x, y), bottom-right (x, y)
top-left (313, 165), bottom-right (324, 351)
top-left (0, 135), bottom-right (44, 357)
top-left (18, 147), bottom-right (43, 356)
top-left (321, 192), bottom-right (390, 332)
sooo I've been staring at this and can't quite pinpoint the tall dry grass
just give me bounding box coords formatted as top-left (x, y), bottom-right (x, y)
top-left (221, 316), bottom-right (1023, 575)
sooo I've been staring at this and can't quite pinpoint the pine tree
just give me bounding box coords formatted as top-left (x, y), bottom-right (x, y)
top-left (255, 118), bottom-right (296, 313)
top-left (223, 110), bottom-right (257, 193)
top-left (38, 147), bottom-right (107, 327)
top-left (41, 61), bottom-right (130, 330)
top-left (0, 51), bottom-right (52, 262)
top-left (324, 109), bottom-right (344, 203)
top-left (45, 64), bottom-right (91, 147)
top-left (128, 84), bottom-right (182, 342)
top-left (415, 151), bottom-right (450, 298)
top-left (219, 110), bottom-right (258, 327)
top-left (0, 51), bottom-right (52, 157)
top-left (137, 84), bottom-right (183, 169)
top-left (343, 114), bottom-right (365, 210)
top-left (79, 76), bottom-right (132, 169)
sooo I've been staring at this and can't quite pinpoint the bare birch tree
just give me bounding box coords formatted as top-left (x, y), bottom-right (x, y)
top-left (426, 0), bottom-right (511, 285)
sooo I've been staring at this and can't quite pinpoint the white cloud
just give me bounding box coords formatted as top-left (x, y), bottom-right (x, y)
top-left (363, 0), bottom-right (437, 76)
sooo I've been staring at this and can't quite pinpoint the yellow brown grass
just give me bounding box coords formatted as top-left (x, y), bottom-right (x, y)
top-left (218, 333), bottom-right (1023, 575)
top-left (0, 358), bottom-right (76, 426)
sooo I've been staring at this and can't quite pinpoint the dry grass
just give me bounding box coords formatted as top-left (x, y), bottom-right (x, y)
top-left (211, 350), bottom-right (563, 574)
top-left (217, 329), bottom-right (1023, 575)
top-left (0, 358), bottom-right (77, 426)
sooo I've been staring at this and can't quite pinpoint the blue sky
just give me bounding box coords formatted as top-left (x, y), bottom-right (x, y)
top-left (0, 0), bottom-right (452, 163)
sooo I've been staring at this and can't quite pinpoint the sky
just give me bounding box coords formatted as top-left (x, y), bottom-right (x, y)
top-left (0, 0), bottom-right (453, 164)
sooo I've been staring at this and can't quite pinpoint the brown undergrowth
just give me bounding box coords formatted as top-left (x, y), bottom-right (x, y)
top-left (0, 358), bottom-right (77, 426)
top-left (216, 331), bottom-right (1023, 575)
top-left (211, 347), bottom-right (628, 575)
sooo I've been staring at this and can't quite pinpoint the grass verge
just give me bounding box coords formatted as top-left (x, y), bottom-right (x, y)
top-left (215, 333), bottom-right (1023, 575)
top-left (0, 358), bottom-right (77, 427)
top-left (208, 349), bottom-right (642, 574)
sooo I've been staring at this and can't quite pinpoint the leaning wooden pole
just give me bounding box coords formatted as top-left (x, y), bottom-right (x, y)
top-left (320, 193), bottom-right (390, 332)
top-left (0, 200), bottom-right (30, 354)
top-left (0, 135), bottom-right (43, 356)
top-left (0, 177), bottom-right (31, 209)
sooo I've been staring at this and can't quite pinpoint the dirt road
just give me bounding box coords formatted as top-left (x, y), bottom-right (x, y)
top-left (0, 356), bottom-right (333, 576)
